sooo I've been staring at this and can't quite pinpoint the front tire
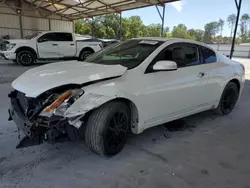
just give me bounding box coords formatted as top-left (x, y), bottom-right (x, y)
top-left (85, 101), bottom-right (130, 156)
top-left (216, 82), bottom-right (239, 115)
top-left (16, 50), bottom-right (35, 66)
top-left (12, 60), bottom-right (18, 64)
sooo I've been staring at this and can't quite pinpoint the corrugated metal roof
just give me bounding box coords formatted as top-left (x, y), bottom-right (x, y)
top-left (23, 0), bottom-right (179, 20)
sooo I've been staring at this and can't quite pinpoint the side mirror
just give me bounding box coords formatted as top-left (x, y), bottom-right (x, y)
top-left (38, 38), bottom-right (48, 43)
top-left (153, 60), bottom-right (177, 71)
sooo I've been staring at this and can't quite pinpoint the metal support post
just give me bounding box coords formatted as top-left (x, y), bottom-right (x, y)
top-left (49, 19), bottom-right (51, 30)
top-left (91, 18), bottom-right (94, 39)
top-left (155, 4), bottom-right (166, 37)
top-left (19, 15), bottom-right (23, 38)
top-left (119, 12), bottom-right (122, 41)
top-left (230, 0), bottom-right (242, 59)
top-left (161, 4), bottom-right (166, 37)
top-left (17, 0), bottom-right (23, 38)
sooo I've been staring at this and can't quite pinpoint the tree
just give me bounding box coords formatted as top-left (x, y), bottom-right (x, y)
top-left (177, 24), bottom-right (187, 30)
top-left (227, 14), bottom-right (236, 38)
top-left (172, 24), bottom-right (193, 39)
top-left (218, 19), bottom-right (224, 36)
top-left (203, 21), bottom-right (219, 43)
top-left (143, 24), bottom-right (169, 37)
top-left (217, 19), bottom-right (224, 44)
top-left (74, 13), bottom-right (249, 43)
top-left (75, 19), bottom-right (92, 35)
top-left (240, 13), bottom-right (250, 42)
top-left (188, 29), bottom-right (204, 42)
top-left (144, 24), bottom-right (161, 37)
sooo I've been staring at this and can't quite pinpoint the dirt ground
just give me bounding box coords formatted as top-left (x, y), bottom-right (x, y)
top-left (0, 58), bottom-right (250, 188)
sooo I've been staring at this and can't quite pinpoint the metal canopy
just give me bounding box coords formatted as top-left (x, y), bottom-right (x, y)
top-left (22, 0), bottom-right (178, 20)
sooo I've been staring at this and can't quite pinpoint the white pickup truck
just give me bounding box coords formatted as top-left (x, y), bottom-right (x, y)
top-left (0, 31), bottom-right (102, 66)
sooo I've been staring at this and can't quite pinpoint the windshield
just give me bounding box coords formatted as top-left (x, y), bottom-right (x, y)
top-left (23, 32), bottom-right (41, 39)
top-left (85, 39), bottom-right (163, 69)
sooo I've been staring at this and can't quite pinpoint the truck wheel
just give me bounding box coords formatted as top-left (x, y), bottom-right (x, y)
top-left (85, 101), bottom-right (130, 156)
top-left (79, 50), bottom-right (93, 61)
top-left (16, 50), bottom-right (35, 66)
top-left (215, 82), bottom-right (239, 115)
top-left (12, 60), bottom-right (18, 64)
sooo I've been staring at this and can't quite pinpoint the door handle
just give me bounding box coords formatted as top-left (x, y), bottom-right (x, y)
top-left (70, 44), bottom-right (75, 46)
top-left (52, 44), bottom-right (58, 46)
top-left (197, 72), bottom-right (206, 77)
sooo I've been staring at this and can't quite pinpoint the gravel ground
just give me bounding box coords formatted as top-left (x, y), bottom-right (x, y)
top-left (0, 59), bottom-right (250, 188)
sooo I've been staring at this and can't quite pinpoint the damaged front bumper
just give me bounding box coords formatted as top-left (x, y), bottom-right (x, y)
top-left (8, 97), bottom-right (41, 148)
top-left (0, 50), bottom-right (16, 60)
top-left (8, 90), bottom-right (84, 149)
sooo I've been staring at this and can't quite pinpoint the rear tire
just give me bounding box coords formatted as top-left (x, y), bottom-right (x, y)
top-left (85, 101), bottom-right (130, 156)
top-left (79, 50), bottom-right (93, 61)
top-left (16, 50), bottom-right (35, 66)
top-left (215, 82), bottom-right (239, 115)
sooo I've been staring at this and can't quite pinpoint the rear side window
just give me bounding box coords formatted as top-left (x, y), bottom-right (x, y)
top-left (57, 33), bottom-right (73, 41)
top-left (201, 46), bottom-right (217, 63)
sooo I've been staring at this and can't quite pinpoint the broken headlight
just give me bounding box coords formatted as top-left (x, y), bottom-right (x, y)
top-left (43, 89), bottom-right (84, 114)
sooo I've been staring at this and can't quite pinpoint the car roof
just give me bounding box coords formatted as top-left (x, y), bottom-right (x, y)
top-left (134, 37), bottom-right (204, 44)
top-left (133, 37), bottom-right (215, 51)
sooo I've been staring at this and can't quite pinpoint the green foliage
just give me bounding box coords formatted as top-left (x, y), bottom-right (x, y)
top-left (240, 14), bottom-right (250, 43)
top-left (204, 21), bottom-right (219, 43)
top-left (227, 14), bottom-right (236, 38)
top-left (171, 24), bottom-right (194, 39)
top-left (75, 13), bottom-right (249, 44)
top-left (75, 14), bottom-right (169, 40)
top-left (188, 29), bottom-right (204, 42)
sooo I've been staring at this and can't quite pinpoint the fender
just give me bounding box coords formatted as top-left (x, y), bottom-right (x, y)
top-left (64, 79), bottom-right (141, 133)
top-left (65, 92), bottom-right (118, 118)
top-left (64, 92), bottom-right (140, 134)
top-left (15, 46), bottom-right (37, 58)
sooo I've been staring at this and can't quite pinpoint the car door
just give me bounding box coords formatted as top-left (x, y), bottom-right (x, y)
top-left (56, 32), bottom-right (76, 58)
top-left (141, 42), bottom-right (210, 128)
top-left (199, 45), bottom-right (227, 104)
top-left (37, 32), bottom-right (60, 58)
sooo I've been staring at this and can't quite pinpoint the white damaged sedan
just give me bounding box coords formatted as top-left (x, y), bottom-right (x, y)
top-left (8, 38), bottom-right (245, 156)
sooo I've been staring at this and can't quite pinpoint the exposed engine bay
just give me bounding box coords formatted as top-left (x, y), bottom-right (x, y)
top-left (8, 86), bottom-right (85, 148)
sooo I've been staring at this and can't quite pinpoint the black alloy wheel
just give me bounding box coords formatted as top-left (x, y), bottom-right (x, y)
top-left (16, 51), bottom-right (35, 66)
top-left (221, 87), bottom-right (238, 114)
top-left (104, 112), bottom-right (128, 151)
top-left (216, 82), bottom-right (239, 115)
top-left (85, 101), bottom-right (130, 156)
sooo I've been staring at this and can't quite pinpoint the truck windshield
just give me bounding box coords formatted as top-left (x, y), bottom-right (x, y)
top-left (23, 32), bottom-right (41, 39)
top-left (85, 39), bottom-right (163, 69)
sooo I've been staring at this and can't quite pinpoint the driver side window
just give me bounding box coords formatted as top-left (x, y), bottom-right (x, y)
top-left (147, 42), bottom-right (201, 72)
top-left (38, 33), bottom-right (57, 43)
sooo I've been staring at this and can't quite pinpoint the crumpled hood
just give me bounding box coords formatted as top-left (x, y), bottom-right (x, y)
top-left (12, 61), bottom-right (127, 97)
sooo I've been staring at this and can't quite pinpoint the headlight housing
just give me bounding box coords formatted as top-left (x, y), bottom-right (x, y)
top-left (6, 43), bottom-right (16, 51)
top-left (43, 89), bottom-right (84, 114)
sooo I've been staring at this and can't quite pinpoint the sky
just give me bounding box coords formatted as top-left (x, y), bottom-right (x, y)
top-left (122, 0), bottom-right (250, 36)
